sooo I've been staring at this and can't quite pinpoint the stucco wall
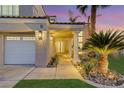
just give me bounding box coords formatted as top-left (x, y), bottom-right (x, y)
top-left (0, 35), bottom-right (4, 66)
top-left (35, 31), bottom-right (51, 67)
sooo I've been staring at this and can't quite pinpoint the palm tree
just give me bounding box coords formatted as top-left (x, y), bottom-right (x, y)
top-left (84, 30), bottom-right (124, 74)
top-left (77, 5), bottom-right (110, 35)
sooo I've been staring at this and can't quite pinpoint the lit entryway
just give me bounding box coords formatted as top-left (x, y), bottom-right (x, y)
top-left (5, 36), bottom-right (35, 65)
top-left (55, 41), bottom-right (64, 53)
top-left (55, 40), bottom-right (70, 54)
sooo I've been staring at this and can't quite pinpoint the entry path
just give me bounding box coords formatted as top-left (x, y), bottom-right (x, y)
top-left (55, 55), bottom-right (82, 79)
top-left (25, 55), bottom-right (82, 80)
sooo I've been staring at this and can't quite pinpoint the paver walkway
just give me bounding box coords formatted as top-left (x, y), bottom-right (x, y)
top-left (25, 55), bottom-right (82, 80)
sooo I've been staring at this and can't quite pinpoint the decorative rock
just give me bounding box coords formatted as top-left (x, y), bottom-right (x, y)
top-left (75, 62), bottom-right (124, 87)
top-left (115, 80), bottom-right (124, 86)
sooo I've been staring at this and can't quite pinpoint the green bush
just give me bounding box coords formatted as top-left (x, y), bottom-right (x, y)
top-left (80, 55), bottom-right (98, 77)
top-left (83, 61), bottom-right (96, 76)
top-left (47, 55), bottom-right (58, 67)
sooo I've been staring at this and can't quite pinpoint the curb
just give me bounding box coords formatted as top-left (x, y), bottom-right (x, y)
top-left (83, 79), bottom-right (124, 88)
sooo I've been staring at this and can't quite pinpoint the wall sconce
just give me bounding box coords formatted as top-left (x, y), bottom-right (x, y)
top-left (50, 36), bottom-right (53, 40)
top-left (38, 31), bottom-right (42, 40)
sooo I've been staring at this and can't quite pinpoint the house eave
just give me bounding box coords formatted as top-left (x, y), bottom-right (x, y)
top-left (0, 17), bottom-right (89, 32)
top-left (49, 23), bottom-right (88, 31)
top-left (0, 17), bottom-right (48, 24)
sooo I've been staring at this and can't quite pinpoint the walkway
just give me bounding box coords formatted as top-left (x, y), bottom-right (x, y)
top-left (0, 65), bottom-right (34, 88)
top-left (25, 55), bottom-right (82, 80)
top-left (0, 55), bottom-right (82, 87)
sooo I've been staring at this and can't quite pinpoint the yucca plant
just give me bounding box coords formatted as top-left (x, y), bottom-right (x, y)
top-left (84, 61), bottom-right (96, 76)
top-left (84, 30), bottom-right (124, 74)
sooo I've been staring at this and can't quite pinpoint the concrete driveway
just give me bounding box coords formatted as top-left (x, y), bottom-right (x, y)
top-left (0, 65), bottom-right (34, 88)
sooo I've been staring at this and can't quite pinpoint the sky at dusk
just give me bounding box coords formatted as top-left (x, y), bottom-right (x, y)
top-left (44, 5), bottom-right (124, 31)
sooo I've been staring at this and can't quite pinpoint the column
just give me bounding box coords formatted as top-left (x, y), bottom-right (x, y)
top-left (35, 30), bottom-right (50, 67)
top-left (50, 36), bottom-right (56, 57)
top-left (42, 31), bottom-right (50, 66)
top-left (35, 30), bottom-right (43, 67)
top-left (73, 32), bottom-right (80, 63)
top-left (69, 38), bottom-right (73, 59)
top-left (45, 31), bottom-right (51, 65)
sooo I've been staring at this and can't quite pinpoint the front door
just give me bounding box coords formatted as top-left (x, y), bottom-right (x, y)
top-left (55, 40), bottom-right (70, 54)
top-left (55, 41), bottom-right (64, 53)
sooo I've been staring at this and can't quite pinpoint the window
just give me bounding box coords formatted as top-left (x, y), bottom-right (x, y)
top-left (0, 5), bottom-right (19, 16)
top-left (22, 37), bottom-right (35, 40)
top-left (2, 6), bottom-right (8, 16)
top-left (6, 36), bottom-right (20, 40)
top-left (78, 31), bottom-right (83, 49)
top-left (78, 37), bottom-right (83, 42)
top-left (8, 6), bottom-right (13, 16)
top-left (12, 5), bottom-right (19, 16)
top-left (78, 43), bottom-right (83, 49)
top-left (78, 31), bottom-right (83, 37)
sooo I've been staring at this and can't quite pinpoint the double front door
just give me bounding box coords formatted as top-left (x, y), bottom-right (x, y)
top-left (55, 40), bottom-right (69, 54)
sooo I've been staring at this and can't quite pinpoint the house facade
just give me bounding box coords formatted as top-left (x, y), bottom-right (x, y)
top-left (0, 5), bottom-right (88, 67)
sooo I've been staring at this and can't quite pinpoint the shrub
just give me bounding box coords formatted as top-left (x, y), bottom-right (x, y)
top-left (83, 60), bottom-right (97, 76)
top-left (47, 55), bottom-right (58, 67)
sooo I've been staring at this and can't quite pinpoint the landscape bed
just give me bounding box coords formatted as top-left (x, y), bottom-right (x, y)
top-left (76, 55), bottom-right (124, 87)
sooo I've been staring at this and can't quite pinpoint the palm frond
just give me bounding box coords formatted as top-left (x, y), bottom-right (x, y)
top-left (83, 30), bottom-right (124, 54)
top-left (76, 5), bottom-right (88, 16)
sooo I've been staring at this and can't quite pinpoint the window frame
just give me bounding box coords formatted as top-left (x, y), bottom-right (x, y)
top-left (78, 31), bottom-right (83, 49)
top-left (0, 5), bottom-right (19, 16)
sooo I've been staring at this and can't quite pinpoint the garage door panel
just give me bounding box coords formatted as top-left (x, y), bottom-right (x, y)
top-left (5, 36), bottom-right (35, 65)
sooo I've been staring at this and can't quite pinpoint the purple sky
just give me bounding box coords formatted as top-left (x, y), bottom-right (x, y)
top-left (43, 5), bottom-right (124, 31)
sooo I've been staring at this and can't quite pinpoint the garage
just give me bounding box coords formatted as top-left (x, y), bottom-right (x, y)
top-left (5, 35), bottom-right (35, 65)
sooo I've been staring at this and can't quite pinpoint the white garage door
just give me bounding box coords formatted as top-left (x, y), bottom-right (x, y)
top-left (5, 36), bottom-right (35, 65)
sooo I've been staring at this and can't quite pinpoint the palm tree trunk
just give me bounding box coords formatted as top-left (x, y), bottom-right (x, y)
top-left (97, 54), bottom-right (109, 74)
top-left (87, 16), bottom-right (91, 36)
top-left (91, 5), bottom-right (97, 34)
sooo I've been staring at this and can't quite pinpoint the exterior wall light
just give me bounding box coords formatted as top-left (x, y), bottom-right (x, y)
top-left (50, 36), bottom-right (53, 40)
top-left (38, 31), bottom-right (42, 40)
